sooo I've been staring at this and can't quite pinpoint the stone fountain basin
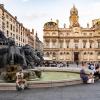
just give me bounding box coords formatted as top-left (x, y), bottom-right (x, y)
top-left (0, 67), bottom-right (92, 90)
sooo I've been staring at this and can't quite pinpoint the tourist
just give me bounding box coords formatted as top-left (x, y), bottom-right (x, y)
top-left (94, 65), bottom-right (100, 80)
top-left (67, 62), bottom-right (69, 67)
top-left (87, 72), bottom-right (94, 83)
top-left (16, 69), bottom-right (27, 90)
top-left (80, 62), bottom-right (89, 83)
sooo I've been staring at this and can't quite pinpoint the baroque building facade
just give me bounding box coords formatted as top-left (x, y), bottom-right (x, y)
top-left (0, 4), bottom-right (34, 47)
top-left (43, 5), bottom-right (100, 62)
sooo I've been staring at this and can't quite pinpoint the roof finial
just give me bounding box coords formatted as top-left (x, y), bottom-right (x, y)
top-left (73, 4), bottom-right (76, 9)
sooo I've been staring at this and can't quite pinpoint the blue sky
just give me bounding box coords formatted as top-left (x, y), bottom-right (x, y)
top-left (1, 0), bottom-right (100, 41)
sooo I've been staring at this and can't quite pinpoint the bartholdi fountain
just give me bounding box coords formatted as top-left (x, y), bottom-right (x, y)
top-left (0, 30), bottom-right (81, 90)
top-left (0, 30), bottom-right (43, 82)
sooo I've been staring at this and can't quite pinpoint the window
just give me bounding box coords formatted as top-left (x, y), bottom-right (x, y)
top-left (60, 52), bottom-right (63, 55)
top-left (13, 26), bottom-right (15, 32)
top-left (66, 42), bottom-right (69, 48)
top-left (83, 42), bottom-right (86, 48)
top-left (66, 33), bottom-right (69, 36)
top-left (90, 43), bottom-right (92, 48)
top-left (98, 42), bottom-right (100, 48)
top-left (98, 52), bottom-right (100, 55)
top-left (10, 24), bottom-right (12, 30)
top-left (16, 35), bottom-right (18, 39)
top-left (11, 33), bottom-right (12, 36)
top-left (98, 32), bottom-right (100, 34)
top-left (60, 42), bottom-right (63, 48)
top-left (46, 52), bottom-right (49, 57)
top-left (90, 52), bottom-right (93, 55)
top-left (83, 33), bottom-right (87, 36)
top-left (16, 28), bottom-right (18, 32)
top-left (6, 14), bottom-right (9, 19)
top-left (53, 52), bottom-right (56, 57)
top-left (7, 21), bottom-right (9, 28)
top-left (10, 18), bottom-right (12, 22)
top-left (52, 42), bottom-right (56, 48)
top-left (45, 42), bottom-right (49, 48)
top-left (66, 52), bottom-right (69, 55)
top-left (89, 33), bottom-right (92, 36)
top-left (21, 32), bottom-right (22, 35)
top-left (52, 33), bottom-right (56, 36)
top-left (84, 52), bottom-right (86, 55)
top-left (19, 37), bottom-right (20, 41)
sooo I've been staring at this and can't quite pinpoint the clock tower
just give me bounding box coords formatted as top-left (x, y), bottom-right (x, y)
top-left (69, 5), bottom-right (80, 27)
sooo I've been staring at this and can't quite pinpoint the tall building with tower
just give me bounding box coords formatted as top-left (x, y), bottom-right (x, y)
top-left (43, 5), bottom-right (100, 63)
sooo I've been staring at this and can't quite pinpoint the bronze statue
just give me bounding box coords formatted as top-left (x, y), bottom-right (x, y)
top-left (0, 30), bottom-right (44, 69)
top-left (0, 31), bottom-right (43, 81)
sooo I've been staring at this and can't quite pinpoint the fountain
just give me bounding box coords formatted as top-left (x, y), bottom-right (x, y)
top-left (0, 30), bottom-right (82, 90)
top-left (0, 30), bottom-right (43, 82)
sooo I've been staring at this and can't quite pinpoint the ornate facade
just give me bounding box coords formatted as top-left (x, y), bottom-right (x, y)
top-left (43, 5), bottom-right (100, 62)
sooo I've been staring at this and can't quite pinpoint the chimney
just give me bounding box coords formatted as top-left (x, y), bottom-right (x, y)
top-left (87, 23), bottom-right (89, 28)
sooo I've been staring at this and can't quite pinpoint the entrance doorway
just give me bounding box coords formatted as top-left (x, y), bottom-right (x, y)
top-left (74, 52), bottom-right (79, 62)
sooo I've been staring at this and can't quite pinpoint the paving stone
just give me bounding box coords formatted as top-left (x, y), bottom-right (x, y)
top-left (0, 81), bottom-right (100, 100)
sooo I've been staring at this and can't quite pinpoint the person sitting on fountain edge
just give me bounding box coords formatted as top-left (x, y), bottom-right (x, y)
top-left (80, 62), bottom-right (89, 83)
top-left (16, 68), bottom-right (27, 90)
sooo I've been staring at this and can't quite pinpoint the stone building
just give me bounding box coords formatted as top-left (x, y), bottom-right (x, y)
top-left (35, 32), bottom-right (43, 52)
top-left (43, 5), bottom-right (100, 63)
top-left (0, 4), bottom-right (34, 47)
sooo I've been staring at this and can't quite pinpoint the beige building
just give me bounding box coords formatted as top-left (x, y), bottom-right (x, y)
top-left (43, 5), bottom-right (100, 62)
top-left (0, 4), bottom-right (34, 47)
top-left (35, 32), bottom-right (43, 52)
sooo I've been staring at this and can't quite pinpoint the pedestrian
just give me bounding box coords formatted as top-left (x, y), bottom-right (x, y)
top-left (87, 72), bottom-right (94, 83)
top-left (80, 62), bottom-right (89, 83)
top-left (67, 62), bottom-right (69, 67)
top-left (16, 69), bottom-right (27, 90)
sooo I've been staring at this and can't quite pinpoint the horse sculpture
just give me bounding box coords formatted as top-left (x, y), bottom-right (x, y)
top-left (0, 31), bottom-right (44, 69)
top-left (21, 44), bottom-right (43, 68)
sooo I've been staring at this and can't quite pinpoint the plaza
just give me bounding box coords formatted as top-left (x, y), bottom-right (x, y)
top-left (0, 81), bottom-right (100, 100)
top-left (0, 1), bottom-right (100, 100)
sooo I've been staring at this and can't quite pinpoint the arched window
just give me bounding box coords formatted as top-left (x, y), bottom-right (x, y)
top-left (60, 52), bottom-right (63, 55)
top-left (66, 52), bottom-right (69, 55)
top-left (90, 52), bottom-right (93, 55)
top-left (53, 52), bottom-right (56, 57)
top-left (46, 52), bottom-right (49, 57)
top-left (84, 52), bottom-right (86, 55)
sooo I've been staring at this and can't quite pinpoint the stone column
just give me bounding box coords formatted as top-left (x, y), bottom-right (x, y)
top-left (69, 39), bottom-right (74, 48)
top-left (86, 40), bottom-right (90, 48)
top-left (63, 39), bottom-right (66, 48)
top-left (79, 40), bottom-right (83, 48)
top-left (50, 39), bottom-right (52, 48)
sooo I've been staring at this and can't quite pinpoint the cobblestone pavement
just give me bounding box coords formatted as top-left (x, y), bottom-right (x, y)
top-left (0, 81), bottom-right (100, 100)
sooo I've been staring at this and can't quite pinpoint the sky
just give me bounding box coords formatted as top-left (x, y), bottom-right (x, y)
top-left (1, 0), bottom-right (100, 41)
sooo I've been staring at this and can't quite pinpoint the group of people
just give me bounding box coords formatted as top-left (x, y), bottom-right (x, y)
top-left (80, 62), bottom-right (100, 84)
